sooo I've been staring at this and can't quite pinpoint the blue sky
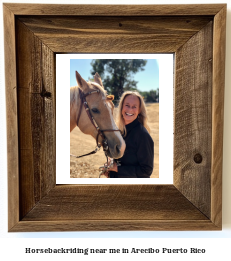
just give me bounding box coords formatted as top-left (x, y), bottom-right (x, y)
top-left (70, 59), bottom-right (159, 92)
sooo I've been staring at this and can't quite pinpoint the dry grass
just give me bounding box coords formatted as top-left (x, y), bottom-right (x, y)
top-left (70, 103), bottom-right (159, 178)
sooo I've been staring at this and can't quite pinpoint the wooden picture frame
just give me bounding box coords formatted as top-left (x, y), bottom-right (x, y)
top-left (4, 3), bottom-right (226, 232)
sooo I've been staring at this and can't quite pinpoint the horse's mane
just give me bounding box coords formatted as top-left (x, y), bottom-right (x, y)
top-left (70, 86), bottom-right (79, 106)
top-left (70, 81), bottom-right (107, 106)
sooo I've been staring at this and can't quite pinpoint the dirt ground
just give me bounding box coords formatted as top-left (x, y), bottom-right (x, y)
top-left (70, 103), bottom-right (159, 178)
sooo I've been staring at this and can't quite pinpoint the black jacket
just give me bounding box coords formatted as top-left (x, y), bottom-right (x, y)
top-left (110, 118), bottom-right (154, 178)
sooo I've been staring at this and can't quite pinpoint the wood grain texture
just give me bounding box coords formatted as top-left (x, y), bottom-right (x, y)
top-left (174, 21), bottom-right (213, 218)
top-left (18, 16), bottom-right (213, 53)
top-left (10, 220), bottom-right (219, 232)
top-left (211, 5), bottom-right (226, 228)
top-left (4, 3), bottom-right (226, 232)
top-left (4, 3), bottom-right (225, 16)
top-left (3, 4), bottom-right (19, 231)
top-left (22, 185), bottom-right (207, 221)
top-left (11, 185), bottom-right (219, 232)
top-left (16, 19), bottom-right (56, 219)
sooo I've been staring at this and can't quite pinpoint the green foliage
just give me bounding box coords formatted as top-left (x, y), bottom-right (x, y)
top-left (90, 59), bottom-right (147, 100)
top-left (139, 89), bottom-right (159, 103)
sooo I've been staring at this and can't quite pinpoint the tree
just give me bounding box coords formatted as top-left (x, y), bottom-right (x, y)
top-left (90, 59), bottom-right (147, 100)
top-left (139, 88), bottom-right (159, 103)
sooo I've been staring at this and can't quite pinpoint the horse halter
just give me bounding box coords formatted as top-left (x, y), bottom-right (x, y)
top-left (74, 88), bottom-right (121, 158)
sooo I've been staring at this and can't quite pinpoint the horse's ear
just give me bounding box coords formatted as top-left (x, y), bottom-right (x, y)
top-left (107, 95), bottom-right (114, 101)
top-left (76, 71), bottom-right (89, 91)
top-left (94, 72), bottom-right (104, 88)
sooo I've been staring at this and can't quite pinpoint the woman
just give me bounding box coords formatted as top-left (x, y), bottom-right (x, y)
top-left (106, 91), bottom-right (154, 178)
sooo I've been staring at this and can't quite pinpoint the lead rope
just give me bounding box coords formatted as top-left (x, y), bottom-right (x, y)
top-left (70, 145), bottom-right (101, 159)
top-left (99, 156), bottom-right (111, 178)
top-left (98, 157), bottom-right (121, 178)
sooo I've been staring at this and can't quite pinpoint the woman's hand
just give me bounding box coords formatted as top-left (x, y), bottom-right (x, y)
top-left (100, 171), bottom-right (109, 178)
top-left (103, 158), bottom-right (118, 173)
top-left (108, 161), bottom-right (118, 172)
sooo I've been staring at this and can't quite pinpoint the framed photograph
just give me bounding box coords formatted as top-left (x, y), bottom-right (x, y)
top-left (4, 3), bottom-right (226, 231)
top-left (56, 53), bottom-right (173, 184)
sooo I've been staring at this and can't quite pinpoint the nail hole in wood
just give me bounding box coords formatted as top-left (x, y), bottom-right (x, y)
top-left (40, 90), bottom-right (52, 99)
top-left (194, 153), bottom-right (203, 164)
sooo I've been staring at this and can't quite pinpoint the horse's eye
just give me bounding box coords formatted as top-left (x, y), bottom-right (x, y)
top-left (91, 108), bottom-right (100, 114)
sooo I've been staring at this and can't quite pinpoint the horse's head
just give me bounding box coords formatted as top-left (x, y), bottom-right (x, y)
top-left (71, 71), bottom-right (125, 159)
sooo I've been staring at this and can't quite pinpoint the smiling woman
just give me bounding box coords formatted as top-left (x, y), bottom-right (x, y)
top-left (122, 95), bottom-right (140, 125)
top-left (107, 91), bottom-right (154, 178)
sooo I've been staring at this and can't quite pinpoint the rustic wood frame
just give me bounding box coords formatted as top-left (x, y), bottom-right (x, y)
top-left (4, 4), bottom-right (226, 232)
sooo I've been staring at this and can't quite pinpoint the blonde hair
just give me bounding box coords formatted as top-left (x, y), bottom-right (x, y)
top-left (116, 91), bottom-right (150, 136)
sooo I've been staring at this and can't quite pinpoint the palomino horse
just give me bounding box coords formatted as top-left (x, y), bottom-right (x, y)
top-left (70, 71), bottom-right (125, 159)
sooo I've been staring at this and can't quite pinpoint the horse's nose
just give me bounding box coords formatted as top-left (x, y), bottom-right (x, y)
top-left (116, 144), bottom-right (121, 155)
top-left (106, 133), bottom-right (126, 159)
top-left (114, 139), bottom-right (125, 158)
top-left (112, 144), bottom-right (123, 159)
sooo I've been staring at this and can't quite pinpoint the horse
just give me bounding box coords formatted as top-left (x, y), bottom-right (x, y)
top-left (70, 71), bottom-right (126, 159)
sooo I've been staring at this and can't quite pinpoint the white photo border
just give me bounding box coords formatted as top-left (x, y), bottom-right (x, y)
top-left (56, 54), bottom-right (173, 184)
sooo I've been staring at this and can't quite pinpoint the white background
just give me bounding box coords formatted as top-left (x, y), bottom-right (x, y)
top-left (0, 0), bottom-right (231, 260)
